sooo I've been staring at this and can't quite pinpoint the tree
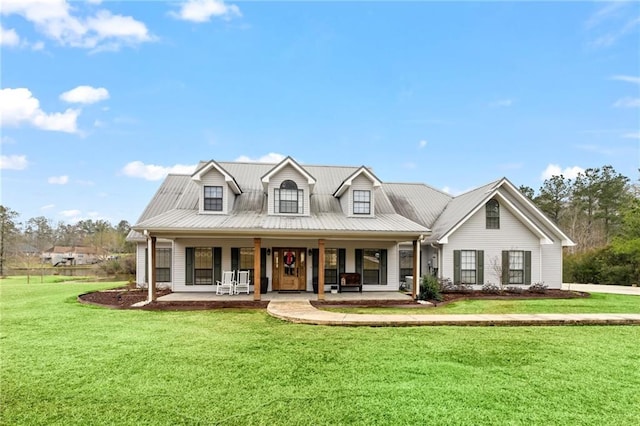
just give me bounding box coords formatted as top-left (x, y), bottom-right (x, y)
top-left (611, 196), bottom-right (640, 284)
top-left (535, 174), bottom-right (570, 224)
top-left (595, 165), bottom-right (630, 242)
top-left (518, 185), bottom-right (535, 200)
top-left (0, 206), bottom-right (20, 276)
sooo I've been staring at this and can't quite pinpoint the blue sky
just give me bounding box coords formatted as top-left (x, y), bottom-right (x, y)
top-left (1, 0), bottom-right (639, 225)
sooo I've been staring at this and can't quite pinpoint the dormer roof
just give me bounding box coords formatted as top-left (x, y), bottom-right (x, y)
top-left (191, 160), bottom-right (242, 195)
top-left (333, 166), bottom-right (382, 197)
top-left (260, 156), bottom-right (317, 192)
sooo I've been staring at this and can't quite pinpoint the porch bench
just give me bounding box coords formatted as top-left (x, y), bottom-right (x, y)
top-left (339, 273), bottom-right (362, 293)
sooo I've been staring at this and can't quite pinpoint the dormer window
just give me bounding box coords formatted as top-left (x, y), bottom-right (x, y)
top-left (204, 186), bottom-right (223, 211)
top-left (275, 180), bottom-right (302, 214)
top-left (486, 199), bottom-right (500, 229)
top-left (353, 190), bottom-right (371, 215)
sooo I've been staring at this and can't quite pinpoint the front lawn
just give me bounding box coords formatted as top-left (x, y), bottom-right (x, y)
top-left (322, 292), bottom-right (640, 315)
top-left (2, 277), bottom-right (639, 425)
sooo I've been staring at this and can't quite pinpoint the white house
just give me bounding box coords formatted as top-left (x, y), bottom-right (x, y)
top-left (127, 157), bottom-right (574, 301)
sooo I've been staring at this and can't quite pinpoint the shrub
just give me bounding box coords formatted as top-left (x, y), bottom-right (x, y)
top-left (481, 282), bottom-right (501, 294)
top-left (440, 278), bottom-right (473, 293)
top-left (417, 275), bottom-right (442, 302)
top-left (505, 286), bottom-right (524, 294)
top-left (528, 282), bottom-right (548, 293)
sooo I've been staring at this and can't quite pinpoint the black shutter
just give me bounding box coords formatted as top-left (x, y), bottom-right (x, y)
top-left (338, 249), bottom-right (346, 275)
top-left (213, 247), bottom-right (222, 284)
top-left (261, 248), bottom-right (267, 278)
top-left (355, 249), bottom-right (363, 283)
top-left (502, 250), bottom-right (509, 285)
top-left (312, 249), bottom-right (319, 285)
top-left (185, 247), bottom-right (194, 285)
top-left (453, 250), bottom-right (461, 284)
top-left (476, 250), bottom-right (484, 284)
top-left (380, 249), bottom-right (387, 285)
top-left (524, 251), bottom-right (532, 285)
top-left (231, 248), bottom-right (239, 272)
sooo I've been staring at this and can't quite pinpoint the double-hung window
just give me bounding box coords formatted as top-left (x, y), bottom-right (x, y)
top-left (353, 190), bottom-right (371, 215)
top-left (460, 250), bottom-right (477, 284)
top-left (204, 186), bottom-right (223, 212)
top-left (194, 248), bottom-right (213, 284)
top-left (508, 251), bottom-right (524, 284)
top-left (156, 248), bottom-right (171, 282)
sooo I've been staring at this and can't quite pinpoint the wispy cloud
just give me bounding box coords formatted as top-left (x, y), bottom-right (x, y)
top-left (418, 140), bottom-right (427, 149)
top-left (489, 98), bottom-right (513, 108)
top-left (613, 97), bottom-right (640, 108)
top-left (48, 175), bottom-right (70, 185)
top-left (41, 204), bottom-right (55, 211)
top-left (611, 75), bottom-right (640, 84)
top-left (171, 0), bottom-right (241, 23)
top-left (585, 2), bottom-right (640, 49)
top-left (121, 161), bottom-right (197, 181)
top-left (235, 153), bottom-right (286, 163)
top-left (622, 132), bottom-right (640, 139)
top-left (403, 162), bottom-right (416, 170)
top-left (0, 154), bottom-right (28, 170)
top-left (576, 144), bottom-right (616, 156)
top-left (540, 164), bottom-right (585, 180)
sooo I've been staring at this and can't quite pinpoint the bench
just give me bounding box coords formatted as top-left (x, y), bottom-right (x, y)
top-left (339, 273), bottom-right (362, 293)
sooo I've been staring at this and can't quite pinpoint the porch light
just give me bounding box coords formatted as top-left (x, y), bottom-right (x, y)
top-left (266, 248), bottom-right (271, 256)
top-left (308, 248), bottom-right (313, 256)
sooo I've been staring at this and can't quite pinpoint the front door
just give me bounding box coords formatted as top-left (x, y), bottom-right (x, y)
top-left (272, 248), bottom-right (307, 291)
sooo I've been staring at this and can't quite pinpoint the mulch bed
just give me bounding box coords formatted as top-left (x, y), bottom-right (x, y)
top-left (79, 287), bottom-right (589, 310)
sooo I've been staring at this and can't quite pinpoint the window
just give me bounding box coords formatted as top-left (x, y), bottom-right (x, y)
top-left (204, 186), bottom-right (223, 211)
top-left (399, 249), bottom-right (413, 283)
top-left (156, 248), bottom-right (171, 282)
top-left (275, 180), bottom-right (303, 214)
top-left (353, 190), bottom-right (371, 215)
top-left (324, 248), bottom-right (338, 284)
top-left (194, 248), bottom-right (213, 284)
top-left (486, 199), bottom-right (500, 229)
top-left (239, 248), bottom-right (255, 283)
top-left (356, 248), bottom-right (387, 285)
top-left (508, 251), bottom-right (524, 284)
top-left (460, 250), bottom-right (477, 284)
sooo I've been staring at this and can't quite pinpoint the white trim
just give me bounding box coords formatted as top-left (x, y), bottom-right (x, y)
top-left (334, 166), bottom-right (382, 197)
top-left (191, 160), bottom-right (242, 194)
top-left (261, 156), bottom-right (316, 191)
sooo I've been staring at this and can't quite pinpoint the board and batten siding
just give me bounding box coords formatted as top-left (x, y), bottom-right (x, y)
top-left (267, 166), bottom-right (311, 216)
top-left (199, 170), bottom-right (232, 214)
top-left (347, 174), bottom-right (375, 217)
top-left (441, 202), bottom-right (554, 287)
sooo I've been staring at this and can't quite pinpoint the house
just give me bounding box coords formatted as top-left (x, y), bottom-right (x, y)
top-left (127, 156), bottom-right (574, 301)
top-left (41, 246), bottom-right (101, 266)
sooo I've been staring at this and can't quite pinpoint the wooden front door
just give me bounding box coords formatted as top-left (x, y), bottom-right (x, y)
top-left (272, 248), bottom-right (307, 291)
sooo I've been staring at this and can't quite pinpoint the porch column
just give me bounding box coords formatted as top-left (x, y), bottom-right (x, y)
top-left (318, 239), bottom-right (325, 301)
top-left (412, 239), bottom-right (419, 299)
top-left (253, 238), bottom-right (261, 301)
top-left (148, 236), bottom-right (157, 302)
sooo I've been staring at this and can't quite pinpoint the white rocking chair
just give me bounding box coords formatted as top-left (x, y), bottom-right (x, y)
top-left (234, 270), bottom-right (251, 295)
top-left (216, 270), bottom-right (235, 295)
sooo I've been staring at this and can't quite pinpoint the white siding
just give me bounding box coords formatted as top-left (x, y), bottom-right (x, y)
top-left (349, 175), bottom-right (375, 217)
top-left (441, 203), bottom-right (548, 286)
top-left (136, 240), bottom-right (173, 289)
top-left (267, 166), bottom-right (311, 216)
top-left (541, 244), bottom-right (563, 289)
top-left (199, 170), bottom-right (229, 214)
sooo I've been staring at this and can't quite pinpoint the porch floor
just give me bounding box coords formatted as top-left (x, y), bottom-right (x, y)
top-left (157, 291), bottom-right (413, 302)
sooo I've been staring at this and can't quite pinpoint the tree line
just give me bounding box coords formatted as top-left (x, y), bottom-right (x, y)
top-left (1, 164), bottom-right (638, 283)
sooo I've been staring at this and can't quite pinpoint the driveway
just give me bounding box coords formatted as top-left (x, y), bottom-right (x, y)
top-left (562, 283), bottom-right (640, 296)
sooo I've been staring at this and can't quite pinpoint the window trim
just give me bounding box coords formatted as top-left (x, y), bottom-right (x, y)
top-left (204, 185), bottom-right (223, 212)
top-left (486, 199), bottom-right (500, 229)
top-left (156, 248), bottom-right (172, 283)
top-left (274, 180), bottom-right (303, 214)
top-left (353, 190), bottom-right (371, 215)
top-left (508, 250), bottom-right (525, 284)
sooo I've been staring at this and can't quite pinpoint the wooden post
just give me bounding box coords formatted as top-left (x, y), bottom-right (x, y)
top-left (412, 239), bottom-right (419, 299)
top-left (254, 238), bottom-right (261, 301)
top-left (318, 239), bottom-right (325, 300)
top-left (148, 236), bottom-right (157, 302)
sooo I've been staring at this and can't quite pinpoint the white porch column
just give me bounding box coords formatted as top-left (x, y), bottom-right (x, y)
top-left (147, 235), bottom-right (157, 302)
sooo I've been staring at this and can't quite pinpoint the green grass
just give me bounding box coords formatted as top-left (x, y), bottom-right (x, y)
top-left (2, 277), bottom-right (640, 425)
top-left (322, 292), bottom-right (640, 315)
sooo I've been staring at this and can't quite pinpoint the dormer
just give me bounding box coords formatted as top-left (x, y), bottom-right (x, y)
top-left (333, 166), bottom-right (382, 217)
top-left (261, 156), bottom-right (316, 216)
top-left (191, 160), bottom-right (242, 214)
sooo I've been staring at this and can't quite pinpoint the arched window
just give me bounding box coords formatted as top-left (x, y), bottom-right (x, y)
top-left (278, 180), bottom-right (299, 213)
top-left (486, 199), bottom-right (500, 229)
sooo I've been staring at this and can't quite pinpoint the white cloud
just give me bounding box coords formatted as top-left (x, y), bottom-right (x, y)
top-left (540, 164), bottom-right (585, 180)
top-left (622, 132), bottom-right (640, 139)
top-left (235, 153), bottom-right (286, 163)
top-left (41, 204), bottom-right (55, 211)
top-left (172, 0), bottom-right (241, 23)
top-left (0, 88), bottom-right (80, 133)
top-left (586, 2), bottom-right (640, 49)
top-left (48, 175), bottom-right (69, 184)
top-left (442, 186), bottom-right (451, 194)
top-left (1, 135), bottom-right (16, 144)
top-left (0, 23), bottom-right (20, 46)
top-left (611, 75), bottom-right (640, 85)
top-left (613, 97), bottom-right (640, 108)
top-left (60, 85), bottom-right (109, 104)
top-left (0, 0), bottom-right (152, 51)
top-left (59, 209), bottom-right (83, 221)
top-left (0, 154), bottom-right (28, 170)
top-left (489, 99), bottom-right (513, 107)
top-left (121, 161), bottom-right (197, 181)
top-left (418, 140), bottom-right (427, 149)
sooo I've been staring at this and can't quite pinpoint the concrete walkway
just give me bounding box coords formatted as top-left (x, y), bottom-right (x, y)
top-left (267, 300), bottom-right (640, 327)
top-left (562, 283), bottom-right (640, 295)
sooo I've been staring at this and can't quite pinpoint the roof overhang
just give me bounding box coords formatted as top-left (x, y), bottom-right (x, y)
top-left (260, 156), bottom-right (317, 192)
top-left (191, 160), bottom-right (242, 195)
top-left (333, 166), bottom-right (383, 197)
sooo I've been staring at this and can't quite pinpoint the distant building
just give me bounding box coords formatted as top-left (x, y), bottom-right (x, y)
top-left (41, 246), bottom-right (101, 266)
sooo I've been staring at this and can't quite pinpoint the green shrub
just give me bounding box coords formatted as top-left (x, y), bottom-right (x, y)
top-left (417, 275), bottom-right (442, 302)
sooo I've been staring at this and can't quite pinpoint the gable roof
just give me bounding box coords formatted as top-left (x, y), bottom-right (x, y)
top-left (333, 166), bottom-right (382, 197)
top-left (191, 160), bottom-right (242, 194)
top-left (260, 156), bottom-right (317, 192)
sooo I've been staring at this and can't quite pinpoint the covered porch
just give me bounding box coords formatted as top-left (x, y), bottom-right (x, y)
top-left (157, 290), bottom-right (414, 303)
